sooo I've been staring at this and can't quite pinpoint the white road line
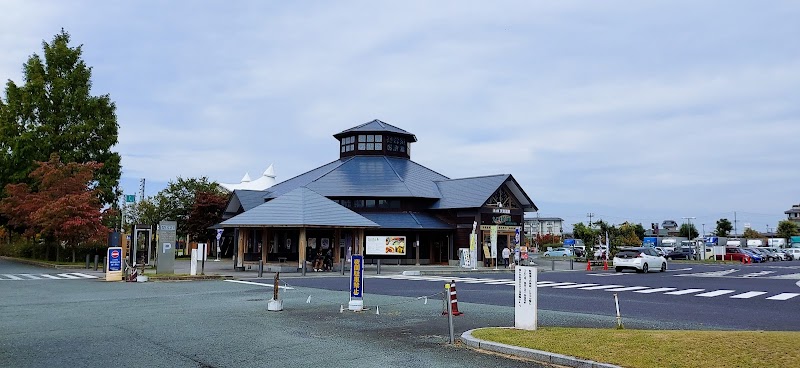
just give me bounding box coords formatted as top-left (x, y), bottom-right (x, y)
top-left (39, 274), bottom-right (62, 279)
top-left (2, 274), bottom-right (23, 280)
top-left (485, 280), bottom-right (514, 285)
top-left (56, 273), bottom-right (80, 279)
top-left (664, 289), bottom-right (705, 295)
top-left (224, 280), bottom-right (294, 290)
top-left (537, 282), bottom-right (576, 288)
top-left (67, 273), bottom-right (98, 279)
top-left (766, 293), bottom-right (799, 301)
top-left (695, 290), bottom-right (736, 297)
top-left (19, 274), bottom-right (42, 280)
top-left (730, 291), bottom-right (767, 299)
top-left (579, 285), bottom-right (624, 290)
top-left (604, 286), bottom-right (651, 292)
top-left (634, 287), bottom-right (676, 294)
top-left (552, 283), bottom-right (599, 289)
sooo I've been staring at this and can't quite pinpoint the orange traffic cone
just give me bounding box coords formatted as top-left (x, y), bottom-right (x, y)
top-left (603, 258), bottom-right (609, 271)
top-left (586, 258), bottom-right (592, 271)
top-left (447, 281), bottom-right (463, 316)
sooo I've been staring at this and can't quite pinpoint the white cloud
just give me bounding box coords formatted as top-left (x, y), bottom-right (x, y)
top-left (1, 0), bottom-right (798, 231)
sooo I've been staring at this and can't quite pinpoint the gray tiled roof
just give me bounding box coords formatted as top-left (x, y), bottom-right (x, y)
top-left (333, 119), bottom-right (417, 142)
top-left (221, 187), bottom-right (378, 228)
top-left (360, 212), bottom-right (454, 230)
top-left (264, 156), bottom-right (448, 199)
top-left (430, 175), bottom-right (510, 209)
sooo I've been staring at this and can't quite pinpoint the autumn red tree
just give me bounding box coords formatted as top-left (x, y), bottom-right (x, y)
top-left (0, 154), bottom-right (111, 260)
top-left (185, 191), bottom-right (228, 242)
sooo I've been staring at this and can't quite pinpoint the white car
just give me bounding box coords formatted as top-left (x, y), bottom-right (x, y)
top-left (784, 248), bottom-right (800, 261)
top-left (613, 247), bottom-right (667, 273)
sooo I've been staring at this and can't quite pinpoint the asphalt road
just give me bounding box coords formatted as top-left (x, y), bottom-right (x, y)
top-left (3, 258), bottom-right (799, 368)
top-left (1, 259), bottom-right (553, 368)
top-left (270, 260), bottom-right (800, 331)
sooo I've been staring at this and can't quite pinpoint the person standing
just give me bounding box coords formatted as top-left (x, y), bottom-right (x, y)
top-left (502, 246), bottom-right (511, 268)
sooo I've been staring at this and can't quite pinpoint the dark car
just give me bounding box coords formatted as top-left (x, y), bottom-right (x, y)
top-left (665, 247), bottom-right (696, 260)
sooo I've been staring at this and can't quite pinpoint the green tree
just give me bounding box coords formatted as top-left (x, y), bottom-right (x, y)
top-left (742, 228), bottom-right (761, 239)
top-left (632, 223), bottom-right (646, 240)
top-left (679, 223), bottom-right (698, 239)
top-left (776, 220), bottom-right (799, 240)
top-left (714, 218), bottom-right (733, 237)
top-left (154, 177), bottom-right (224, 237)
top-left (0, 29), bottom-right (120, 205)
top-left (572, 222), bottom-right (598, 254)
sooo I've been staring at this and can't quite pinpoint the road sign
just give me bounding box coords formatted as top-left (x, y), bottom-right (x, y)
top-left (108, 248), bottom-right (122, 271)
top-left (125, 194), bottom-right (135, 203)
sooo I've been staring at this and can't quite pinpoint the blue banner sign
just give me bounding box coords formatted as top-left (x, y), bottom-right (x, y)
top-left (704, 237), bottom-right (719, 244)
top-left (108, 247), bottom-right (122, 272)
top-left (563, 239), bottom-right (575, 246)
top-left (643, 237), bottom-right (658, 246)
top-left (350, 255), bottom-right (363, 298)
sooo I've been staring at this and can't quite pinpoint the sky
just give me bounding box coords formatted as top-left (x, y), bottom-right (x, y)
top-left (1, 1), bottom-right (798, 235)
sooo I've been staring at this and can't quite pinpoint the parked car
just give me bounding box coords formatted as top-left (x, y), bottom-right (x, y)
top-left (783, 248), bottom-right (800, 261)
top-left (665, 247), bottom-right (696, 260)
top-left (543, 248), bottom-right (573, 257)
top-left (758, 248), bottom-right (782, 261)
top-left (740, 248), bottom-right (764, 263)
top-left (613, 247), bottom-right (667, 273)
top-left (570, 247), bottom-right (585, 258)
top-left (747, 248), bottom-right (774, 261)
top-left (723, 247), bottom-right (752, 263)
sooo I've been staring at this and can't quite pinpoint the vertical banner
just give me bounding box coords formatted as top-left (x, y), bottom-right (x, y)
top-left (350, 255), bottom-right (363, 298)
top-left (490, 225), bottom-right (498, 259)
top-left (469, 234), bottom-right (477, 270)
top-left (515, 266), bottom-right (538, 330)
top-left (348, 255), bottom-right (364, 311)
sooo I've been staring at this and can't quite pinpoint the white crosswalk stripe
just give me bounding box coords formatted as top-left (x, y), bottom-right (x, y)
top-left (367, 275), bottom-right (798, 301)
top-left (664, 289), bottom-right (705, 295)
top-left (730, 291), bottom-right (767, 299)
top-left (0, 273), bottom-right (99, 281)
top-left (634, 287), bottom-right (676, 294)
top-left (766, 293), bottom-right (800, 301)
top-left (696, 290), bottom-right (736, 297)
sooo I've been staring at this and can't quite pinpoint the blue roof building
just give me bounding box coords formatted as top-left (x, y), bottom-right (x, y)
top-left (220, 119), bottom-right (537, 270)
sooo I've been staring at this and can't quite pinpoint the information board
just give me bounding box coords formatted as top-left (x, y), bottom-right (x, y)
top-left (365, 236), bottom-right (406, 255)
top-left (515, 266), bottom-right (538, 330)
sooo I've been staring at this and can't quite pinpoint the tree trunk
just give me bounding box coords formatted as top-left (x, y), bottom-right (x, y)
top-left (72, 247), bottom-right (76, 263)
top-left (55, 244), bottom-right (60, 263)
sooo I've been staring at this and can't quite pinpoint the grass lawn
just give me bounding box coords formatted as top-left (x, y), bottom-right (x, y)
top-left (471, 327), bottom-right (800, 368)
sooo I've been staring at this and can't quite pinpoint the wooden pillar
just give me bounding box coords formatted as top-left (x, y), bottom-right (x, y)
top-left (261, 228), bottom-right (269, 263)
top-left (298, 227), bottom-right (307, 269)
top-left (236, 228), bottom-right (245, 269)
top-left (415, 233), bottom-right (420, 266)
top-left (355, 229), bottom-right (364, 255)
top-left (334, 228), bottom-right (341, 263)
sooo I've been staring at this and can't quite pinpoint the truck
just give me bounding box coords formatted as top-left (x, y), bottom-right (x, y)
top-left (746, 239), bottom-right (763, 247)
top-left (767, 238), bottom-right (787, 248)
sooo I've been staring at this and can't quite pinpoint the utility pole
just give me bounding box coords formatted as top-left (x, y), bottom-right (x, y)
top-left (587, 213), bottom-right (594, 227)
top-left (139, 178), bottom-right (146, 200)
top-left (682, 217), bottom-right (696, 239)
top-left (734, 211), bottom-right (738, 238)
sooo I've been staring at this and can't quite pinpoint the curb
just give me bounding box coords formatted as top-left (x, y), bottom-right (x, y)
top-left (460, 329), bottom-right (622, 368)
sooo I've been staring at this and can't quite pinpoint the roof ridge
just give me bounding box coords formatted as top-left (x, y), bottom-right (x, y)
top-left (434, 174), bottom-right (508, 183)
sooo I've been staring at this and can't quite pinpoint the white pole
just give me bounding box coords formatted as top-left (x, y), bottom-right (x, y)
top-left (614, 293), bottom-right (623, 329)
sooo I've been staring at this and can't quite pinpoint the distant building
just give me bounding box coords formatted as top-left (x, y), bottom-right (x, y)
top-left (524, 216), bottom-right (564, 238)
top-left (785, 204), bottom-right (800, 226)
top-left (220, 165), bottom-right (277, 191)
